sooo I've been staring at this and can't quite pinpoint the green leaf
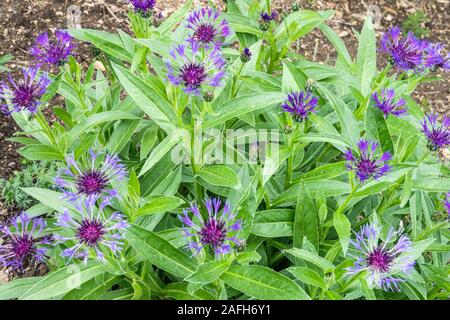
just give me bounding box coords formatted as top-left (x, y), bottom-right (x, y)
top-left (127, 224), bottom-right (197, 278)
top-left (412, 178), bottom-right (450, 192)
top-left (204, 93), bottom-right (284, 129)
top-left (333, 212), bottom-right (351, 255)
top-left (318, 23), bottom-right (352, 69)
top-left (197, 165), bottom-right (240, 189)
top-left (150, 166), bottom-right (182, 196)
top-left (22, 187), bottom-right (68, 212)
top-left (136, 196), bottom-right (184, 217)
top-left (316, 83), bottom-right (359, 149)
top-left (287, 267), bottom-right (327, 289)
top-left (296, 133), bottom-right (350, 150)
top-left (21, 262), bottom-right (105, 300)
top-left (273, 180), bottom-right (351, 206)
top-left (106, 119), bottom-right (142, 154)
top-left (400, 172), bottom-right (412, 208)
top-left (62, 274), bottom-right (120, 300)
top-left (157, 0), bottom-right (192, 35)
top-left (0, 277), bottom-right (43, 300)
top-left (185, 258), bottom-right (233, 285)
top-left (284, 248), bottom-right (335, 273)
top-left (162, 282), bottom-right (215, 300)
top-left (355, 17), bottom-right (376, 96)
top-left (18, 144), bottom-right (64, 161)
top-left (275, 10), bottom-right (334, 42)
top-left (251, 209), bottom-right (294, 237)
top-left (68, 111), bottom-right (139, 142)
top-left (112, 63), bottom-right (175, 126)
top-left (294, 180), bottom-right (319, 250)
top-left (365, 103), bottom-right (394, 154)
top-left (139, 133), bottom-right (181, 177)
top-left (294, 162), bottom-right (346, 182)
top-left (405, 239), bottom-right (435, 261)
top-left (69, 29), bottom-right (133, 62)
top-left (222, 13), bottom-right (263, 37)
top-left (140, 126), bottom-right (159, 160)
top-left (221, 265), bottom-right (310, 300)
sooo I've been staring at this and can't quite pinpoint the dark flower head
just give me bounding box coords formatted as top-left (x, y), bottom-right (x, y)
top-left (240, 48), bottom-right (252, 63)
top-left (130, 0), bottom-right (156, 17)
top-left (166, 42), bottom-right (226, 95)
top-left (347, 224), bottom-right (415, 291)
top-left (54, 150), bottom-right (127, 202)
top-left (372, 88), bottom-right (407, 118)
top-left (260, 10), bottom-right (278, 22)
top-left (424, 42), bottom-right (450, 72)
top-left (179, 198), bottom-right (242, 256)
top-left (259, 10), bottom-right (277, 31)
top-left (186, 8), bottom-right (230, 49)
top-left (54, 196), bottom-right (129, 263)
top-left (0, 213), bottom-right (50, 270)
top-left (31, 30), bottom-right (76, 68)
top-left (0, 68), bottom-right (50, 115)
top-left (421, 113), bottom-right (450, 151)
top-left (345, 139), bottom-right (392, 183)
top-left (380, 27), bottom-right (428, 72)
top-left (281, 91), bottom-right (318, 122)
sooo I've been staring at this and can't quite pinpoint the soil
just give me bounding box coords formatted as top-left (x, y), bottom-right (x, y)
top-left (0, 0), bottom-right (448, 281)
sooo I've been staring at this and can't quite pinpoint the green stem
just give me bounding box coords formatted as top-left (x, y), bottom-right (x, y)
top-left (335, 189), bottom-right (356, 217)
top-left (230, 63), bottom-right (245, 98)
top-left (267, 33), bottom-right (278, 73)
top-left (35, 111), bottom-right (56, 145)
top-left (190, 99), bottom-right (203, 201)
top-left (285, 140), bottom-right (294, 189)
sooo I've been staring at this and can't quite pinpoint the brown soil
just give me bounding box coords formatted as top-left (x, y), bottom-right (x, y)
top-left (0, 0), bottom-right (448, 281)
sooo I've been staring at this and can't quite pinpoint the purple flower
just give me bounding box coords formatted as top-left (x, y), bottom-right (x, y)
top-left (179, 198), bottom-right (242, 256)
top-left (421, 113), bottom-right (450, 151)
top-left (54, 196), bottom-right (129, 263)
top-left (372, 89), bottom-right (407, 118)
top-left (347, 224), bottom-right (415, 291)
top-left (260, 11), bottom-right (278, 22)
top-left (444, 193), bottom-right (450, 218)
top-left (130, 0), bottom-right (156, 17)
top-left (0, 68), bottom-right (50, 115)
top-left (186, 8), bottom-right (231, 49)
top-left (281, 91), bottom-right (318, 122)
top-left (166, 42), bottom-right (226, 95)
top-left (54, 150), bottom-right (127, 202)
top-left (31, 30), bottom-right (76, 68)
top-left (424, 43), bottom-right (450, 72)
top-left (345, 139), bottom-right (392, 183)
top-left (0, 213), bottom-right (50, 270)
top-left (380, 27), bottom-right (428, 72)
top-left (240, 48), bottom-right (252, 63)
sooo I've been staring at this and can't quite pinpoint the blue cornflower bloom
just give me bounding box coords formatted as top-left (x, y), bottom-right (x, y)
top-left (179, 198), bottom-right (242, 256)
top-left (345, 139), bottom-right (392, 183)
top-left (54, 150), bottom-right (127, 202)
top-left (54, 196), bottom-right (129, 264)
top-left (0, 68), bottom-right (50, 115)
top-left (31, 30), bottom-right (76, 68)
top-left (421, 113), bottom-right (450, 151)
top-left (186, 8), bottom-right (230, 49)
top-left (372, 88), bottom-right (407, 118)
top-left (0, 213), bottom-right (51, 270)
top-left (281, 91), bottom-right (318, 122)
top-left (166, 42), bottom-right (226, 95)
top-left (347, 224), bottom-right (416, 291)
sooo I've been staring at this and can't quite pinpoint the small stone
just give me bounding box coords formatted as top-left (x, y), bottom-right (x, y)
top-left (0, 271), bottom-right (9, 285)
